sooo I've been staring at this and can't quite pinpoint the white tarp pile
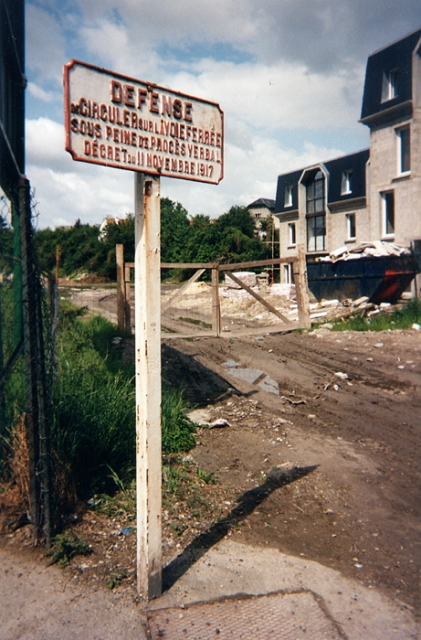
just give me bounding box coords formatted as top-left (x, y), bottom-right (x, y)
top-left (320, 241), bottom-right (411, 263)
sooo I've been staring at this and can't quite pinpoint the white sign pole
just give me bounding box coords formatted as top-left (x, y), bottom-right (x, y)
top-left (134, 172), bottom-right (162, 599)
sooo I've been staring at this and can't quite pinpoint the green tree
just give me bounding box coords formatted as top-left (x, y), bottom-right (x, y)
top-left (160, 198), bottom-right (190, 264)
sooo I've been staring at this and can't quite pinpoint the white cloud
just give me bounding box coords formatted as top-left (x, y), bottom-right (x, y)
top-left (162, 59), bottom-right (365, 133)
top-left (28, 82), bottom-right (56, 103)
top-left (26, 4), bottom-right (66, 85)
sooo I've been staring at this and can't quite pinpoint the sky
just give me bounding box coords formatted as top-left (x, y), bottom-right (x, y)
top-left (25, 0), bottom-right (421, 229)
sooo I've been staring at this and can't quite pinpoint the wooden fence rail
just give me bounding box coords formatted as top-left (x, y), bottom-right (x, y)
top-left (116, 245), bottom-right (311, 338)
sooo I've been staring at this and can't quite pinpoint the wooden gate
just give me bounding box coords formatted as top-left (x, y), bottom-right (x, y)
top-left (116, 246), bottom-right (311, 338)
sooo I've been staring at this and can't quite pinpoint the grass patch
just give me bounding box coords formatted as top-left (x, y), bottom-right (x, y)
top-left (46, 532), bottom-right (92, 567)
top-left (178, 316), bottom-right (212, 329)
top-left (331, 298), bottom-right (421, 332)
top-left (162, 388), bottom-right (196, 454)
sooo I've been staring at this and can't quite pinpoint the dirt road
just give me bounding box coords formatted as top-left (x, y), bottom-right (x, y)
top-left (66, 284), bottom-right (421, 617)
top-left (161, 327), bottom-right (421, 617)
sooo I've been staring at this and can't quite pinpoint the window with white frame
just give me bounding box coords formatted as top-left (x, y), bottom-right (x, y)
top-left (381, 191), bottom-right (395, 237)
top-left (283, 263), bottom-right (293, 284)
top-left (346, 213), bottom-right (356, 240)
top-left (288, 222), bottom-right (296, 246)
top-left (397, 126), bottom-right (410, 174)
top-left (341, 170), bottom-right (353, 195)
top-left (381, 68), bottom-right (398, 102)
top-left (284, 185), bottom-right (293, 207)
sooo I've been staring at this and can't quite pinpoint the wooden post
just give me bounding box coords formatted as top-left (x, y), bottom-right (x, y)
top-left (293, 245), bottom-right (311, 329)
top-left (116, 244), bottom-right (125, 331)
top-left (55, 245), bottom-right (61, 283)
top-left (124, 264), bottom-right (131, 333)
top-left (212, 266), bottom-right (221, 336)
top-left (134, 173), bottom-right (162, 599)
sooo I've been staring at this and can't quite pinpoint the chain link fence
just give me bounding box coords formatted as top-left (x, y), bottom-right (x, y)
top-left (0, 182), bottom-right (57, 542)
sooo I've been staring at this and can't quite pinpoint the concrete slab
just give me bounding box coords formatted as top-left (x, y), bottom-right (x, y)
top-left (151, 539), bottom-right (418, 640)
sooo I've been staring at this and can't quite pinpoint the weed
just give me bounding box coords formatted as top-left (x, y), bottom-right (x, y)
top-left (161, 388), bottom-right (196, 454)
top-left (46, 532), bottom-right (92, 567)
top-left (107, 570), bottom-right (127, 589)
top-left (162, 460), bottom-right (188, 496)
top-left (172, 522), bottom-right (188, 537)
top-left (331, 298), bottom-right (421, 332)
top-left (93, 468), bottom-right (136, 519)
top-left (197, 468), bottom-right (218, 485)
top-left (178, 317), bottom-right (212, 329)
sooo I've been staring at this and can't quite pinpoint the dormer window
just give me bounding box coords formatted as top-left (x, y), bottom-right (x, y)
top-left (381, 68), bottom-right (398, 102)
top-left (284, 185), bottom-right (293, 207)
top-left (341, 170), bottom-right (353, 195)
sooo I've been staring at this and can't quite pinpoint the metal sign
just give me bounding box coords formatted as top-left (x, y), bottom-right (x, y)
top-left (64, 60), bottom-right (224, 184)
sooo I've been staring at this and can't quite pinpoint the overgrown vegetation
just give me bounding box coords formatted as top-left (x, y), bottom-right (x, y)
top-left (332, 298), bottom-right (421, 332)
top-left (1, 301), bottom-right (199, 525)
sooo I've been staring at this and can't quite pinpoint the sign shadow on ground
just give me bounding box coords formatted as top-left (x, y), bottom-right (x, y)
top-left (162, 464), bottom-right (318, 592)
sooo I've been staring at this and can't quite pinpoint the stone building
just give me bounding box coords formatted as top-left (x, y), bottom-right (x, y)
top-left (274, 28), bottom-right (421, 282)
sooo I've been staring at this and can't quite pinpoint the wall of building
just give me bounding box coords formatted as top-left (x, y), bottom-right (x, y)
top-left (368, 114), bottom-right (421, 245)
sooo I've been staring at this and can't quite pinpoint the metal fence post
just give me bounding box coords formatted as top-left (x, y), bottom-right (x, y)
top-left (19, 178), bottom-right (52, 542)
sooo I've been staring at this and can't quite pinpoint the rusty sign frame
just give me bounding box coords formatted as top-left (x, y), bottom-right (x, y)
top-left (63, 60), bottom-right (224, 184)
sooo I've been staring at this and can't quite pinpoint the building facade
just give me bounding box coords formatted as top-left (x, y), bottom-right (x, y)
top-left (274, 28), bottom-right (421, 282)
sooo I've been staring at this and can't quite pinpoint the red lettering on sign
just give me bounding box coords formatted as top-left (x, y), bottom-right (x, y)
top-left (184, 102), bottom-right (193, 122)
top-left (138, 88), bottom-right (147, 109)
top-left (149, 91), bottom-right (159, 114)
top-left (79, 98), bottom-right (88, 116)
top-left (124, 85), bottom-right (135, 107)
top-left (161, 95), bottom-right (172, 117)
top-left (111, 80), bottom-right (122, 103)
top-left (173, 98), bottom-right (182, 120)
top-left (100, 104), bottom-right (108, 121)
